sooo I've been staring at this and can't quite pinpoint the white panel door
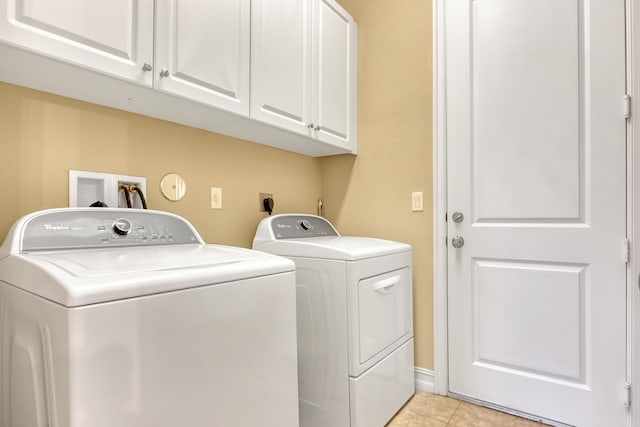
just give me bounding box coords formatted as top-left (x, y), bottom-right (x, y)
top-left (314, 0), bottom-right (357, 150)
top-left (155, 0), bottom-right (250, 116)
top-left (446, 0), bottom-right (627, 426)
top-left (250, 0), bottom-right (312, 135)
top-left (0, 0), bottom-right (154, 86)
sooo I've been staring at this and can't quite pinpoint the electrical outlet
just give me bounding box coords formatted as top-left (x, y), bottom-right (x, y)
top-left (412, 192), bottom-right (424, 212)
top-left (259, 193), bottom-right (273, 211)
top-left (211, 187), bottom-right (222, 209)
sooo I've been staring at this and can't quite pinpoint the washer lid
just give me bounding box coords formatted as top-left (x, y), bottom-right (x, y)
top-left (0, 244), bottom-right (294, 307)
top-left (33, 244), bottom-right (253, 278)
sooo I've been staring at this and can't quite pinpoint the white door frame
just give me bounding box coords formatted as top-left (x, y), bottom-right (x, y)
top-left (630, 0), bottom-right (640, 423)
top-left (432, 0), bottom-right (449, 397)
top-left (432, 0), bottom-right (638, 424)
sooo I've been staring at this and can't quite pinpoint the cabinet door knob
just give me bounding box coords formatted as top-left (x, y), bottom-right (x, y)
top-left (160, 69), bottom-right (169, 78)
top-left (142, 63), bottom-right (153, 72)
top-left (314, 125), bottom-right (321, 131)
top-left (307, 123), bottom-right (315, 129)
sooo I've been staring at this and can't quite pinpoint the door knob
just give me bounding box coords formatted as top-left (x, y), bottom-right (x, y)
top-left (451, 236), bottom-right (465, 248)
top-left (159, 69), bottom-right (169, 77)
top-left (142, 63), bottom-right (153, 72)
top-left (452, 212), bottom-right (464, 223)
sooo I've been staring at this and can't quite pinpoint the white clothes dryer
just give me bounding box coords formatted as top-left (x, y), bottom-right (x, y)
top-left (0, 208), bottom-right (299, 427)
top-left (253, 214), bottom-right (415, 427)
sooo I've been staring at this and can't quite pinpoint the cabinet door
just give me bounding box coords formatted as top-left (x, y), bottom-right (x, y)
top-left (314, 0), bottom-right (357, 150)
top-left (251, 0), bottom-right (312, 134)
top-left (0, 0), bottom-right (154, 86)
top-left (155, 0), bottom-right (250, 117)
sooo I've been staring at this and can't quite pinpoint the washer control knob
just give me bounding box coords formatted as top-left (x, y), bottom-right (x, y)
top-left (300, 219), bottom-right (311, 231)
top-left (113, 218), bottom-right (132, 236)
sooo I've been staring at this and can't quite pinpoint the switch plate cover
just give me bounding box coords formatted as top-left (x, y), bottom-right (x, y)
top-left (211, 187), bottom-right (222, 209)
top-left (412, 192), bottom-right (424, 212)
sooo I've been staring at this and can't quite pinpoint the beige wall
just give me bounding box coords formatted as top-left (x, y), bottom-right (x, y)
top-left (0, 82), bottom-right (323, 248)
top-left (320, 0), bottom-right (434, 370)
top-left (0, 0), bottom-right (435, 371)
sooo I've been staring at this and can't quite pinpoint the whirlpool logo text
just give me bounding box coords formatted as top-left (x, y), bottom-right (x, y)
top-left (43, 224), bottom-right (70, 232)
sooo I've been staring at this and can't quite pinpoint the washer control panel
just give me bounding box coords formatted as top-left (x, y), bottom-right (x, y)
top-left (21, 209), bottom-right (201, 251)
top-left (270, 215), bottom-right (338, 239)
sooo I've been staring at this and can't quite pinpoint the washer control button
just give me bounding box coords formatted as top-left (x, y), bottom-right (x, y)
top-left (300, 219), bottom-right (311, 231)
top-left (113, 218), bottom-right (132, 236)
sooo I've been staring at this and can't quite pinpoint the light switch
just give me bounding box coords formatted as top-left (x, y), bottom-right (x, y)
top-left (211, 187), bottom-right (222, 209)
top-left (412, 192), bottom-right (424, 212)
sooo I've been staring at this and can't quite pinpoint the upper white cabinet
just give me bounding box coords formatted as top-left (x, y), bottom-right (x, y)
top-left (251, 0), bottom-right (357, 151)
top-left (155, 0), bottom-right (250, 116)
top-left (251, 0), bottom-right (313, 136)
top-left (0, 0), bottom-right (154, 86)
top-left (314, 0), bottom-right (357, 150)
top-left (0, 0), bottom-right (356, 156)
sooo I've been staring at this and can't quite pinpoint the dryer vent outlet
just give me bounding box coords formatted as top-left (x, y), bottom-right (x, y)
top-left (259, 193), bottom-right (273, 212)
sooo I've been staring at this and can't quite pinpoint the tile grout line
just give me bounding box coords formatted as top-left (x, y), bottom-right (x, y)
top-left (445, 399), bottom-right (462, 426)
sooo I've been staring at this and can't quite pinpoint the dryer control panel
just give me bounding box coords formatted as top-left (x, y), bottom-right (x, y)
top-left (268, 215), bottom-right (339, 239)
top-left (19, 209), bottom-right (202, 252)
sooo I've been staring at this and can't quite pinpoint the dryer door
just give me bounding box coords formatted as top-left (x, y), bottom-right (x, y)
top-left (357, 267), bottom-right (412, 365)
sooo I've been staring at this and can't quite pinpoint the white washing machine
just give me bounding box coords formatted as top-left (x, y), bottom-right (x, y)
top-left (0, 208), bottom-right (299, 427)
top-left (253, 214), bottom-right (415, 427)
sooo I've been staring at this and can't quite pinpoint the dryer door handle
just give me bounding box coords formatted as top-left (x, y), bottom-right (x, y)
top-left (372, 275), bottom-right (401, 294)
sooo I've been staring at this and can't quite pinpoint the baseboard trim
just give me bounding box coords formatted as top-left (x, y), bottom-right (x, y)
top-left (414, 367), bottom-right (435, 393)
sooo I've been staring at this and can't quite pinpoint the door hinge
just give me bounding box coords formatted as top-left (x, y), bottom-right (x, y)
top-left (624, 94), bottom-right (631, 119)
top-left (624, 238), bottom-right (630, 263)
top-left (624, 382), bottom-right (631, 407)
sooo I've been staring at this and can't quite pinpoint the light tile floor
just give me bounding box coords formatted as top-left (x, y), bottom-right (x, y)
top-left (387, 392), bottom-right (545, 427)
